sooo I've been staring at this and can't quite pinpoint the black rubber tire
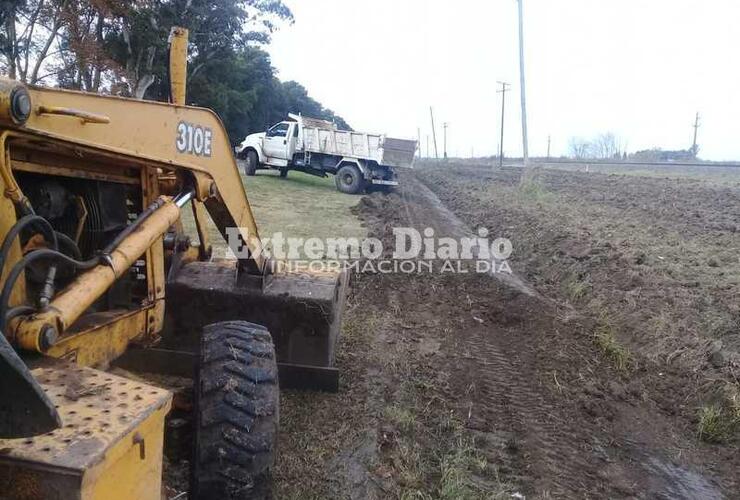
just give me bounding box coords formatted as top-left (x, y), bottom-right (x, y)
top-left (335, 164), bottom-right (365, 194)
top-left (244, 150), bottom-right (258, 176)
top-left (279, 168), bottom-right (288, 178)
top-left (190, 321), bottom-right (279, 500)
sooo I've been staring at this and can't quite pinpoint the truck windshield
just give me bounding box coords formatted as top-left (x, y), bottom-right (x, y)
top-left (267, 123), bottom-right (289, 137)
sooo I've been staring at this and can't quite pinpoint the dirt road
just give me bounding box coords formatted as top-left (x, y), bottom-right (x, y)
top-left (273, 166), bottom-right (740, 499)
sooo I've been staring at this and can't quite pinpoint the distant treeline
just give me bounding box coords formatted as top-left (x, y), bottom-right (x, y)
top-left (569, 132), bottom-right (698, 161)
top-left (0, 0), bottom-right (349, 143)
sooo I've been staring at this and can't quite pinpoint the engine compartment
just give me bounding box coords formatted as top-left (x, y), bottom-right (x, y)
top-left (15, 172), bottom-right (149, 322)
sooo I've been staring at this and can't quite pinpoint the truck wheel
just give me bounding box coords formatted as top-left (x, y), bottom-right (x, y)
top-left (335, 164), bottom-right (365, 194)
top-left (190, 321), bottom-right (279, 500)
top-left (244, 150), bottom-right (258, 176)
top-left (279, 168), bottom-right (289, 178)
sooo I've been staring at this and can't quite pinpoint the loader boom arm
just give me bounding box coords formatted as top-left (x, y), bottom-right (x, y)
top-left (6, 82), bottom-right (265, 274)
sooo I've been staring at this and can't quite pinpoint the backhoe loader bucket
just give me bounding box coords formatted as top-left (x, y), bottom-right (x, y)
top-left (161, 260), bottom-right (348, 391)
top-left (0, 332), bottom-right (61, 438)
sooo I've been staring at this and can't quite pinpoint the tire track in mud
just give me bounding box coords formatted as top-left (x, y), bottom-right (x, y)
top-left (396, 174), bottom-right (537, 297)
top-left (391, 175), bottom-right (609, 496)
top-left (366, 171), bottom-right (733, 499)
top-left (462, 322), bottom-right (610, 497)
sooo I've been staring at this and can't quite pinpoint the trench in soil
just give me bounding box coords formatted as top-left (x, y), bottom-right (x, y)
top-left (163, 165), bottom-right (740, 499)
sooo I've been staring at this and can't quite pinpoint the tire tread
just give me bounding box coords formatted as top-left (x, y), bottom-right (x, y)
top-left (191, 321), bottom-right (279, 499)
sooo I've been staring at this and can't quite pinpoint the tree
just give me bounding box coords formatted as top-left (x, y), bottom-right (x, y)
top-left (279, 81), bottom-right (350, 130)
top-left (592, 132), bottom-right (624, 159)
top-left (568, 137), bottom-right (592, 159)
top-left (186, 47), bottom-right (350, 144)
top-left (0, 1), bottom-right (349, 143)
top-left (1, 0), bottom-right (295, 94)
top-left (568, 132), bottom-right (625, 160)
top-left (0, 0), bottom-right (72, 84)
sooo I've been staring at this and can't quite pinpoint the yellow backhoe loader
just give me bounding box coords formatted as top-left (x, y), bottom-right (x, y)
top-left (0, 27), bottom-right (346, 499)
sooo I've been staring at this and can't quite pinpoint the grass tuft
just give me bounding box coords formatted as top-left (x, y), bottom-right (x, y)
top-left (385, 405), bottom-right (417, 433)
top-left (697, 405), bottom-right (733, 443)
top-left (564, 276), bottom-right (591, 302)
top-left (517, 176), bottom-right (551, 202)
top-left (697, 386), bottom-right (740, 443)
top-left (438, 441), bottom-right (494, 500)
top-left (594, 322), bottom-right (632, 372)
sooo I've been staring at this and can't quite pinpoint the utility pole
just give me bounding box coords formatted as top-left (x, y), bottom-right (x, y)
top-left (547, 135), bottom-right (551, 159)
top-left (417, 127), bottom-right (421, 159)
top-left (430, 107), bottom-right (439, 160)
top-left (517, 0), bottom-right (529, 167)
top-left (443, 122), bottom-right (448, 160)
top-left (691, 112), bottom-right (700, 158)
top-left (497, 81), bottom-right (510, 168)
top-left (426, 135), bottom-right (430, 159)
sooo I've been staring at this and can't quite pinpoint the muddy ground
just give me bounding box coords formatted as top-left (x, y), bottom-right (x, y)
top-left (165, 164), bottom-right (740, 498)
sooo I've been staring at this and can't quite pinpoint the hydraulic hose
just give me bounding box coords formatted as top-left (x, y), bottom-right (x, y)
top-left (0, 214), bottom-right (58, 276)
top-left (0, 214), bottom-right (63, 317)
top-left (0, 249), bottom-right (99, 332)
top-left (9, 191), bottom-right (192, 350)
top-left (5, 305), bottom-right (34, 325)
top-left (102, 197), bottom-right (168, 256)
top-left (100, 191), bottom-right (192, 264)
top-left (54, 231), bottom-right (82, 260)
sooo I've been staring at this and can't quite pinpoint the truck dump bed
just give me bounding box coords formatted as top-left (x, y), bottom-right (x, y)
top-left (293, 114), bottom-right (417, 169)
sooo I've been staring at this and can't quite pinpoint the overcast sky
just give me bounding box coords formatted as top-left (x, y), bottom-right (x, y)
top-left (267, 1), bottom-right (740, 160)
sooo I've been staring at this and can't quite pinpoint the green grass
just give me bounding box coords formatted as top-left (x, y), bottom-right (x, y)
top-left (697, 387), bottom-right (740, 443)
top-left (384, 404), bottom-right (417, 433)
top-left (697, 405), bottom-right (734, 443)
top-left (517, 171), bottom-right (554, 202)
top-left (438, 442), bottom-right (495, 500)
top-left (564, 275), bottom-right (591, 302)
top-left (182, 169), bottom-right (367, 257)
top-left (594, 322), bottom-right (632, 372)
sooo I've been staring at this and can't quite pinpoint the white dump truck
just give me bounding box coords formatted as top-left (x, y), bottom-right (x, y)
top-left (235, 114), bottom-right (417, 194)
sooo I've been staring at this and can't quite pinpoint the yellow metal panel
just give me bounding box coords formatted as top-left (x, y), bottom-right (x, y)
top-left (144, 168), bottom-right (165, 303)
top-left (0, 179), bottom-right (23, 334)
top-left (0, 363), bottom-right (171, 500)
top-left (45, 309), bottom-right (148, 368)
top-left (168, 27), bottom-right (189, 106)
top-left (84, 401), bottom-right (168, 500)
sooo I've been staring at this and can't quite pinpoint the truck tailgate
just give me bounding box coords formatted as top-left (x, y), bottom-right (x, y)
top-left (380, 137), bottom-right (417, 169)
